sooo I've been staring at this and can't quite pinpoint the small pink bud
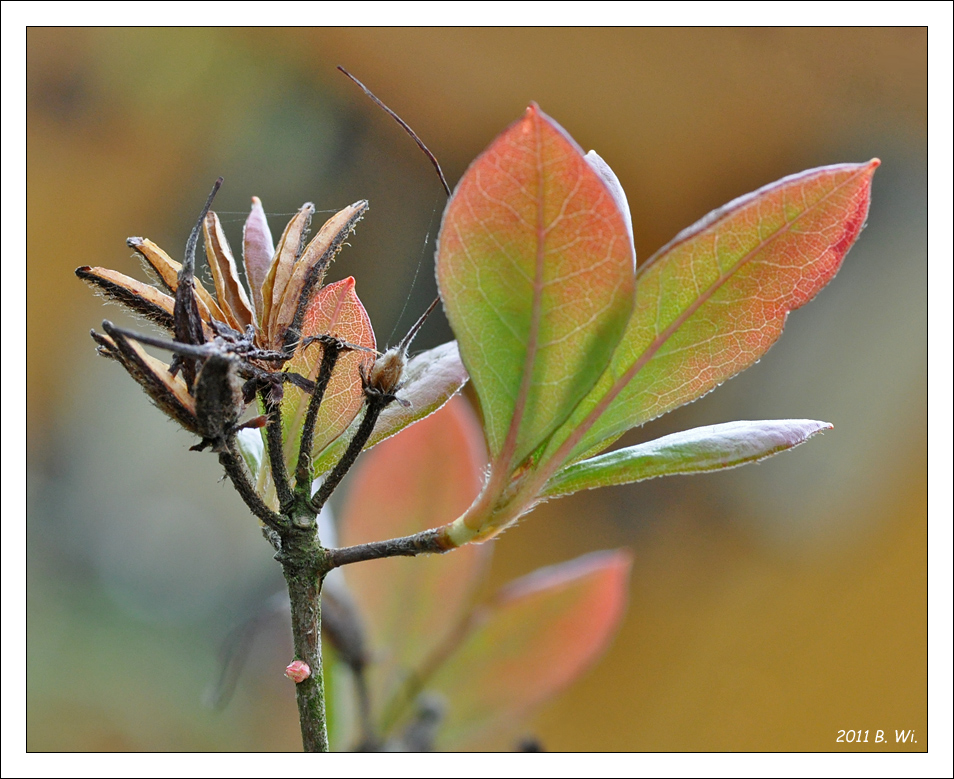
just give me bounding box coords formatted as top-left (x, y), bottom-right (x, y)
top-left (284, 660), bottom-right (311, 683)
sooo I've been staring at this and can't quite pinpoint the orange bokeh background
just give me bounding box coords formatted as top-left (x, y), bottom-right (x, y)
top-left (27, 28), bottom-right (926, 751)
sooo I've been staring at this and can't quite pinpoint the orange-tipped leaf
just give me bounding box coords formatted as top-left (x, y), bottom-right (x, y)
top-left (437, 105), bottom-right (636, 469)
top-left (427, 549), bottom-right (632, 750)
top-left (544, 160), bottom-right (879, 465)
top-left (280, 277), bottom-right (375, 472)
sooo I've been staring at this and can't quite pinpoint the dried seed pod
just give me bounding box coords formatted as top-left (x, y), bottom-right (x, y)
top-left (192, 352), bottom-right (244, 453)
top-left (364, 297), bottom-right (439, 400)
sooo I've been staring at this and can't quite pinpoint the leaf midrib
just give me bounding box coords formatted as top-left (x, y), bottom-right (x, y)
top-left (493, 112), bottom-right (548, 471)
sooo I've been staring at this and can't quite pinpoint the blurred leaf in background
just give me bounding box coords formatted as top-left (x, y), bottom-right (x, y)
top-left (337, 397), bottom-right (631, 750)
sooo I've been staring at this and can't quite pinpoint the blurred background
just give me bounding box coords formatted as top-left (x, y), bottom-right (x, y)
top-left (27, 28), bottom-right (925, 751)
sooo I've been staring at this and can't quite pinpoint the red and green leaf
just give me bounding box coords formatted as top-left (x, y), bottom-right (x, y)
top-left (437, 105), bottom-right (635, 470)
top-left (280, 277), bottom-right (375, 472)
top-left (541, 161), bottom-right (879, 466)
top-left (425, 550), bottom-right (632, 750)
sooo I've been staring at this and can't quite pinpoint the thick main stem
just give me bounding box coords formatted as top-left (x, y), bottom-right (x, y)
top-left (224, 342), bottom-right (424, 749)
top-left (280, 529), bottom-right (330, 752)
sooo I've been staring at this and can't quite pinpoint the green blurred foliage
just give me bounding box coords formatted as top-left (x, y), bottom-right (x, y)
top-left (28, 28), bottom-right (925, 751)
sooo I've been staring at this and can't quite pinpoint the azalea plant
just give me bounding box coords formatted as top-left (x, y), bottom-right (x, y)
top-left (77, 87), bottom-right (877, 751)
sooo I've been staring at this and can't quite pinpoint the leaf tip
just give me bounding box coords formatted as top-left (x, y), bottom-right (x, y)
top-left (498, 548), bottom-right (633, 605)
top-left (602, 547), bottom-right (635, 583)
top-left (797, 420), bottom-right (833, 444)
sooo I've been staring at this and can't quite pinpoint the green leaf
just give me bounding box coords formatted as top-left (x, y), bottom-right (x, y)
top-left (436, 104), bottom-right (635, 470)
top-left (426, 550), bottom-right (632, 750)
top-left (544, 419), bottom-right (832, 498)
top-left (541, 160), bottom-right (879, 467)
top-left (338, 397), bottom-right (489, 718)
top-left (310, 340), bottom-right (469, 477)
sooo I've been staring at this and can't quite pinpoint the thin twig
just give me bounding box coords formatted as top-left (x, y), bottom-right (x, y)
top-left (310, 396), bottom-right (387, 514)
top-left (295, 338), bottom-right (345, 494)
top-left (326, 527), bottom-right (451, 570)
top-left (396, 296), bottom-right (440, 353)
top-left (218, 445), bottom-right (286, 532)
top-left (337, 66), bottom-right (451, 197)
top-left (261, 392), bottom-right (295, 511)
top-left (173, 178), bottom-right (222, 385)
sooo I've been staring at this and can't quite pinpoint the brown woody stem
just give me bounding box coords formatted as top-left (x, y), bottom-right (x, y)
top-left (327, 527), bottom-right (452, 570)
top-left (295, 338), bottom-right (344, 495)
top-left (218, 445), bottom-right (286, 533)
top-left (262, 393), bottom-right (295, 511)
top-left (310, 396), bottom-right (388, 514)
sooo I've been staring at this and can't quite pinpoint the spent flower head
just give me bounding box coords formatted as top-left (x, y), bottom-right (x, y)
top-left (77, 185), bottom-right (467, 514)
